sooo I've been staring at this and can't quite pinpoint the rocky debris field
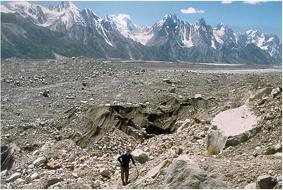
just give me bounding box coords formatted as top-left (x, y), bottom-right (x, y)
top-left (1, 57), bottom-right (282, 189)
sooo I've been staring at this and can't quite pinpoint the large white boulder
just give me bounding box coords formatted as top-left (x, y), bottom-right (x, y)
top-left (207, 104), bottom-right (259, 154)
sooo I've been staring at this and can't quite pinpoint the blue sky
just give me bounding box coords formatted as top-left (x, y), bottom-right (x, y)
top-left (37, 1), bottom-right (282, 37)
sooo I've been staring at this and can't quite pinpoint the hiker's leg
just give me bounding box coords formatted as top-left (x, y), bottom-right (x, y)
top-left (121, 167), bottom-right (126, 185)
top-left (125, 167), bottom-right (129, 184)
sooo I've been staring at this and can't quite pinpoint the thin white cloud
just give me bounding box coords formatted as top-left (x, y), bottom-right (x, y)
top-left (243, 0), bottom-right (267, 5)
top-left (221, 0), bottom-right (233, 4)
top-left (221, 0), bottom-right (268, 5)
top-left (181, 7), bottom-right (205, 14)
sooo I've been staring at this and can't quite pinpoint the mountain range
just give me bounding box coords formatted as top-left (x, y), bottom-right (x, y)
top-left (1, 1), bottom-right (282, 64)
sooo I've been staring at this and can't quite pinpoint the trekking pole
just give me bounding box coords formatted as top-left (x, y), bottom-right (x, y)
top-left (134, 165), bottom-right (139, 180)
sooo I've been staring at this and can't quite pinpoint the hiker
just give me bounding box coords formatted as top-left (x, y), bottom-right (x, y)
top-left (118, 146), bottom-right (136, 186)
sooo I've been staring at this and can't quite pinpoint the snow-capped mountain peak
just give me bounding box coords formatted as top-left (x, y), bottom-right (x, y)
top-left (4, 0), bottom-right (32, 9)
top-left (1, 1), bottom-right (83, 28)
top-left (163, 13), bottom-right (178, 20)
top-left (197, 18), bottom-right (206, 26)
top-left (2, 1), bottom-right (48, 24)
top-left (106, 14), bottom-right (139, 37)
top-left (0, 4), bottom-right (15, 13)
top-left (80, 8), bottom-right (99, 24)
top-left (104, 14), bottom-right (154, 45)
top-left (158, 13), bottom-right (180, 28)
top-left (246, 29), bottom-right (261, 36)
top-left (245, 29), bottom-right (281, 58)
top-left (53, 1), bottom-right (75, 12)
top-left (1, 1), bottom-right (281, 63)
top-left (50, 1), bottom-right (79, 12)
top-left (216, 22), bottom-right (225, 28)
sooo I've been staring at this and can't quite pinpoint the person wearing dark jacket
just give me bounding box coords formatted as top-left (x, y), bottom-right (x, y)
top-left (118, 146), bottom-right (136, 185)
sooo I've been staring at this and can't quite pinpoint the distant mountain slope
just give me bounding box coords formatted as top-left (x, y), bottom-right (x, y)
top-left (1, 13), bottom-right (96, 59)
top-left (1, 1), bottom-right (281, 64)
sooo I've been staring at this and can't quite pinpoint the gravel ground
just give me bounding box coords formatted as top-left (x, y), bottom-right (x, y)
top-left (1, 57), bottom-right (282, 189)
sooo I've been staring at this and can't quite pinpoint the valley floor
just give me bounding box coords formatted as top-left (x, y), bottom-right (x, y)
top-left (1, 58), bottom-right (282, 189)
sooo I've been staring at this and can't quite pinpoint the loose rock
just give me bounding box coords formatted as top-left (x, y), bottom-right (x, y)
top-left (132, 149), bottom-right (149, 164)
top-left (164, 155), bottom-right (229, 188)
top-left (6, 172), bottom-right (21, 182)
top-left (100, 168), bottom-right (112, 178)
top-left (256, 175), bottom-right (277, 189)
top-left (33, 156), bottom-right (47, 167)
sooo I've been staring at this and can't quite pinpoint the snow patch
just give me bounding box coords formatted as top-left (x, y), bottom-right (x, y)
top-left (3, 0), bottom-right (85, 29)
top-left (106, 14), bottom-right (153, 45)
top-left (211, 39), bottom-right (216, 49)
top-left (267, 37), bottom-right (274, 42)
top-left (213, 26), bottom-right (225, 44)
top-left (182, 27), bottom-right (194, 48)
top-left (0, 5), bottom-right (15, 13)
top-left (97, 24), bottom-right (113, 46)
top-left (107, 14), bottom-right (133, 37)
top-left (130, 32), bottom-right (153, 45)
top-left (245, 29), bottom-right (280, 57)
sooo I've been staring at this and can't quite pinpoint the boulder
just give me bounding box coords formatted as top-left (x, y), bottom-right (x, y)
top-left (25, 176), bottom-right (32, 183)
top-left (275, 176), bottom-right (282, 189)
top-left (32, 150), bottom-right (39, 156)
top-left (263, 144), bottom-right (282, 155)
top-left (256, 175), bottom-right (277, 189)
top-left (128, 160), bottom-right (171, 188)
top-left (33, 156), bottom-right (47, 167)
top-left (46, 159), bottom-right (61, 170)
top-left (273, 152), bottom-right (282, 158)
top-left (92, 180), bottom-right (102, 189)
top-left (244, 183), bottom-right (256, 189)
top-left (6, 172), bottom-right (21, 182)
top-left (225, 127), bottom-right (259, 147)
top-left (41, 90), bottom-right (50, 97)
top-left (43, 178), bottom-right (64, 189)
top-left (144, 159), bottom-right (171, 179)
top-left (176, 119), bottom-right (190, 134)
top-left (28, 164), bottom-right (34, 169)
top-left (164, 155), bottom-right (228, 189)
top-left (248, 87), bottom-right (273, 102)
top-left (169, 88), bottom-right (176, 93)
top-left (144, 147), bottom-right (150, 152)
top-left (82, 81), bottom-right (88, 87)
top-left (14, 178), bottom-right (25, 185)
top-left (194, 94), bottom-right (202, 99)
top-left (271, 87), bottom-right (281, 98)
top-left (1, 170), bottom-right (7, 178)
top-left (208, 105), bottom-right (259, 153)
top-left (1, 145), bottom-right (14, 171)
top-left (163, 79), bottom-right (174, 84)
top-left (131, 149), bottom-right (149, 164)
top-left (207, 129), bottom-right (226, 155)
top-left (31, 172), bottom-right (40, 180)
top-left (100, 168), bottom-right (112, 178)
top-left (175, 146), bottom-right (183, 155)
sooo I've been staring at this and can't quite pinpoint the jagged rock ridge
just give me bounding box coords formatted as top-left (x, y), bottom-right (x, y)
top-left (1, 1), bottom-right (281, 64)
